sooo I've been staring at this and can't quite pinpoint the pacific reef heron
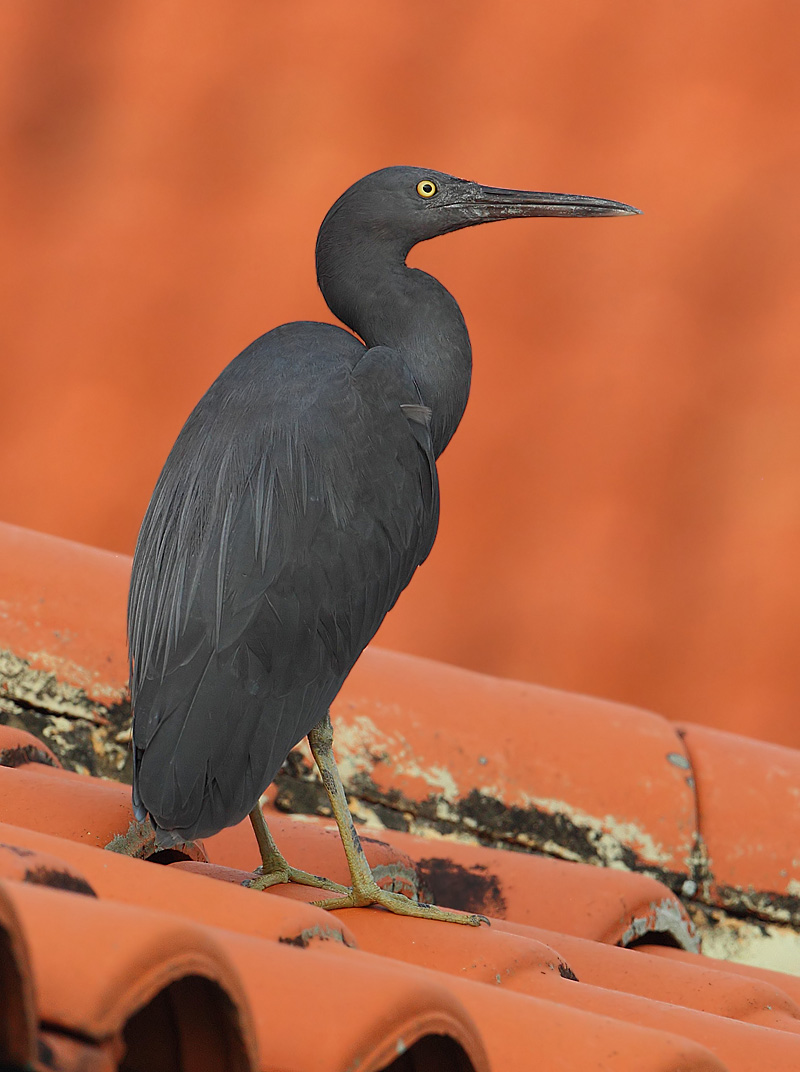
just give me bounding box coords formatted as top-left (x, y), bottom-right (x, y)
top-left (129, 165), bottom-right (639, 925)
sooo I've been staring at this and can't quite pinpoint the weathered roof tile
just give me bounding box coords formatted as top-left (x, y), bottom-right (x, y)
top-left (2, 520), bottom-right (800, 1069)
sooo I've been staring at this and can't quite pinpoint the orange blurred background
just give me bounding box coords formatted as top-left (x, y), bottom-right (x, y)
top-left (1, 2), bottom-right (799, 746)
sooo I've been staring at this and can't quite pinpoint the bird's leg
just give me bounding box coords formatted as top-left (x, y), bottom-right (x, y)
top-left (246, 802), bottom-right (348, 894)
top-left (307, 712), bottom-right (488, 926)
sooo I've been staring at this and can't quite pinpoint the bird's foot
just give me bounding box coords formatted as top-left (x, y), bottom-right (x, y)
top-left (247, 865), bottom-right (349, 895)
top-left (312, 881), bottom-right (489, 926)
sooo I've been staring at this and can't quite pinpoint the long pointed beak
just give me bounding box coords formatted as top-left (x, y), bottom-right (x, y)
top-left (465, 185), bottom-right (641, 219)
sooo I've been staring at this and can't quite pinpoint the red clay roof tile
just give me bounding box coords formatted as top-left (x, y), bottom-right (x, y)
top-left (202, 805), bottom-right (697, 948)
top-left (364, 967), bottom-right (729, 1072)
top-left (638, 953), bottom-right (800, 1036)
top-left (4, 520), bottom-right (800, 1069)
top-left (677, 721), bottom-right (800, 922)
top-left (484, 960), bottom-right (800, 1071)
top-left (0, 838), bottom-right (97, 897)
top-left (0, 820), bottom-right (357, 951)
top-left (328, 644), bottom-right (698, 876)
top-left (0, 522), bottom-right (129, 707)
top-left (219, 932), bottom-right (490, 1072)
top-left (0, 762), bottom-right (134, 850)
top-left (0, 725), bottom-right (61, 770)
top-left (637, 943), bottom-right (800, 1010)
top-left (0, 752), bottom-right (788, 1071)
top-left (0, 881), bottom-right (36, 1070)
top-left (1, 879), bottom-right (258, 1072)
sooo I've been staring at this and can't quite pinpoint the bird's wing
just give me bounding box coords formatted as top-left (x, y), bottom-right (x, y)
top-left (128, 329), bottom-right (438, 842)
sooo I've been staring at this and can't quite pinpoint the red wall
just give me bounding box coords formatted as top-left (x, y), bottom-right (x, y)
top-left (2, 2), bottom-right (800, 745)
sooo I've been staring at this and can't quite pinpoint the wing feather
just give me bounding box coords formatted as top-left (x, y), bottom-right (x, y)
top-left (129, 324), bottom-right (439, 844)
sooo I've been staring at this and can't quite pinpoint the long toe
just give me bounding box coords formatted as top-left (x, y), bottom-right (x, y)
top-left (247, 866), bottom-right (348, 894)
top-left (312, 886), bottom-right (489, 926)
top-left (247, 870), bottom-right (287, 892)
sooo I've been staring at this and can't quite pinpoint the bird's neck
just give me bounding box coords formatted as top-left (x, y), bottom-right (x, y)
top-left (317, 236), bottom-right (472, 457)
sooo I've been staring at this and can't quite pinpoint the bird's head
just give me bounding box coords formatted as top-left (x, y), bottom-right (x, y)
top-left (317, 165), bottom-right (640, 256)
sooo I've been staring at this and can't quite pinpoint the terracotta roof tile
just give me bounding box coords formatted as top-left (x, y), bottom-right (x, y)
top-left (218, 931), bottom-right (490, 1072)
top-left (198, 806), bottom-right (698, 949)
top-left (0, 838), bottom-right (96, 897)
top-left (0, 522), bottom-right (129, 707)
top-left (3, 520), bottom-right (800, 1069)
top-left (0, 881), bottom-right (36, 1069)
top-left (1, 878), bottom-right (258, 1071)
top-left (636, 943), bottom-right (800, 1009)
top-left (0, 762), bottom-right (136, 851)
top-left (0, 818), bottom-right (356, 951)
top-left (0, 725), bottom-right (61, 771)
top-left (324, 644), bottom-right (698, 878)
top-left (676, 721), bottom-right (800, 920)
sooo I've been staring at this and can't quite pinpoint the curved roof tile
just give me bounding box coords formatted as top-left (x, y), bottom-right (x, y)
top-left (2, 520), bottom-right (800, 1069)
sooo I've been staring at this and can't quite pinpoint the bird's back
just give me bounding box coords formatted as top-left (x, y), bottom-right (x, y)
top-left (129, 320), bottom-right (439, 845)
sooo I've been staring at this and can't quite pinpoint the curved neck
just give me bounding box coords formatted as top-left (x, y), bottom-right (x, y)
top-left (316, 227), bottom-right (472, 457)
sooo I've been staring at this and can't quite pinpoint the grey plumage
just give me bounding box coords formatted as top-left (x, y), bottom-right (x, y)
top-left (129, 166), bottom-right (638, 848)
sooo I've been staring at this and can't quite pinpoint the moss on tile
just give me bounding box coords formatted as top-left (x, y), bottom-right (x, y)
top-left (0, 649), bottom-right (132, 782)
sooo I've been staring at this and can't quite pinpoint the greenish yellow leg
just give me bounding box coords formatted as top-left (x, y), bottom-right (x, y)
top-left (307, 712), bottom-right (488, 926)
top-left (247, 801), bottom-right (348, 894)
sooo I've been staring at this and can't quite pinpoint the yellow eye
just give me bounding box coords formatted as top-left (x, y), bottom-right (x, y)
top-left (416, 179), bottom-right (437, 199)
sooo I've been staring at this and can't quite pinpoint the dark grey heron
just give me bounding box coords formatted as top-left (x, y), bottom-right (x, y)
top-left (128, 166), bottom-right (639, 925)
